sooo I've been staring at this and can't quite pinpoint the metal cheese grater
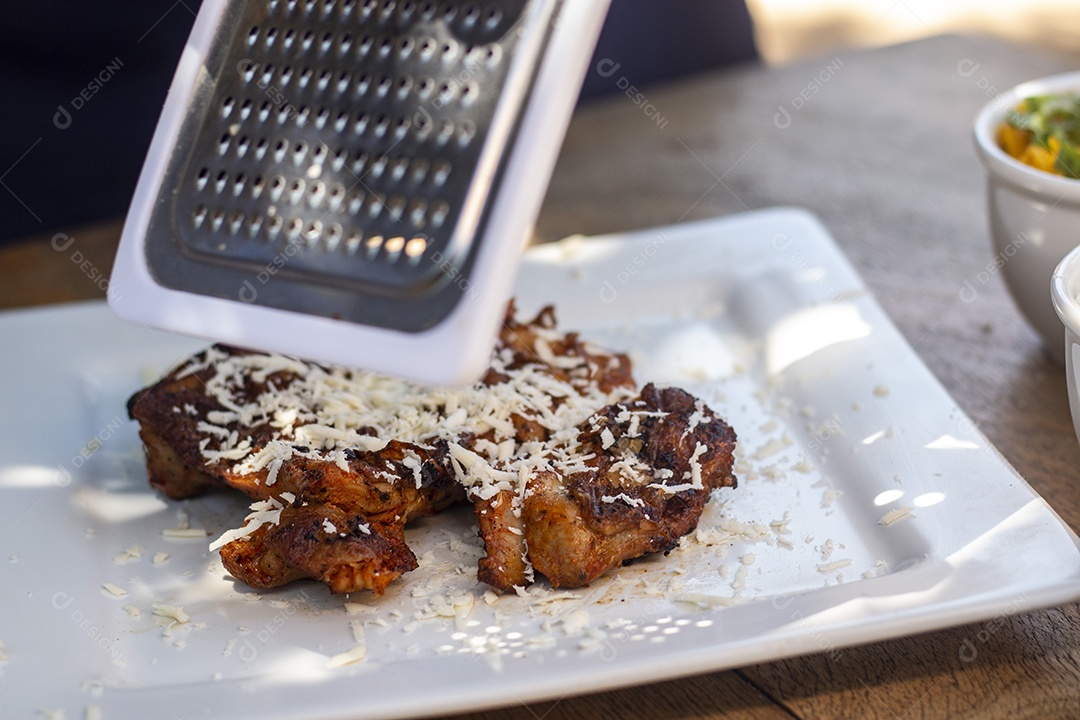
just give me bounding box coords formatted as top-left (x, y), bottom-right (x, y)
top-left (110, 0), bottom-right (609, 385)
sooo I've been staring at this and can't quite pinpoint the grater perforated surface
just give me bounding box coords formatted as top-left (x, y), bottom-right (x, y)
top-left (145, 0), bottom-right (557, 331)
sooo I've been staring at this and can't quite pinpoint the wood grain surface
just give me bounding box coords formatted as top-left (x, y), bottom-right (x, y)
top-left (0, 34), bottom-right (1077, 720)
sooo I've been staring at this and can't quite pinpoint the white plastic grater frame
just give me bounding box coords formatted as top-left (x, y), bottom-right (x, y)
top-left (109, 0), bottom-right (610, 386)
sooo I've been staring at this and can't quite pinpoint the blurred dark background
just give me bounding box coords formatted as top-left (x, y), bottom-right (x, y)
top-left (0, 1), bottom-right (756, 245)
top-left (0, 4), bottom-right (197, 244)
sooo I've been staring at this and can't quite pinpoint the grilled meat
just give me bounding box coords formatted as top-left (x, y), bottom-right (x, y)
top-left (127, 304), bottom-right (737, 596)
top-left (219, 505), bottom-right (417, 595)
top-left (523, 384), bottom-right (738, 589)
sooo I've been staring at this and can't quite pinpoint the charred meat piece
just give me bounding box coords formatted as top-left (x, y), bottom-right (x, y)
top-left (126, 346), bottom-right (301, 500)
top-left (473, 490), bottom-right (530, 592)
top-left (127, 349), bottom-right (468, 593)
top-left (276, 440), bottom-right (465, 526)
top-left (219, 505), bottom-right (416, 596)
top-left (135, 422), bottom-right (222, 500)
top-left (468, 303), bottom-right (639, 591)
top-left (484, 303), bottom-right (636, 395)
top-left (214, 444), bottom-right (466, 594)
top-left (523, 384), bottom-right (737, 589)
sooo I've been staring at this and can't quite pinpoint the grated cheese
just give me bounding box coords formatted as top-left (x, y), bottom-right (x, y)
top-left (601, 493), bottom-right (645, 508)
top-left (325, 644), bottom-right (367, 668)
top-left (327, 622), bottom-right (367, 668)
top-left (162, 528), bottom-right (209, 539)
top-left (770, 512), bottom-right (791, 534)
top-left (560, 609), bottom-right (590, 635)
top-left (820, 538), bottom-right (835, 560)
top-left (732, 565), bottom-right (749, 590)
top-left (153, 604), bottom-right (190, 624)
top-left (401, 451), bottom-right (424, 489)
top-left (102, 583), bottom-right (128, 598)
top-left (688, 443), bottom-right (707, 489)
top-left (600, 428), bottom-right (615, 449)
top-left (817, 559), bottom-right (852, 574)
top-left (112, 545), bottom-right (142, 564)
top-left (674, 592), bottom-right (744, 608)
top-left (209, 497), bottom-right (286, 551)
top-left (751, 436), bottom-right (792, 461)
top-left (878, 506), bottom-right (914, 526)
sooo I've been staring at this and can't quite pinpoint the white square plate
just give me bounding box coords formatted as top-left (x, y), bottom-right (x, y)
top-left (2, 208), bottom-right (1078, 719)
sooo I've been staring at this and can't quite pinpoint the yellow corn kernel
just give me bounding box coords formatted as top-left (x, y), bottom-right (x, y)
top-left (998, 124), bottom-right (1031, 159)
top-left (1020, 144), bottom-right (1058, 173)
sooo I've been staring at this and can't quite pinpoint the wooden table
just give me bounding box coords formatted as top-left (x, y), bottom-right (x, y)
top-left (2, 34), bottom-right (1078, 720)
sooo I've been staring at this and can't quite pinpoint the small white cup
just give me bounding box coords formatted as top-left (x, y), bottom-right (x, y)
top-left (973, 71), bottom-right (1080, 364)
top-left (1051, 245), bottom-right (1080, 446)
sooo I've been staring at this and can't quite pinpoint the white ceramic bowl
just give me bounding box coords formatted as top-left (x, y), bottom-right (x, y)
top-left (973, 71), bottom-right (1080, 364)
top-left (1052, 245), bottom-right (1080, 446)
